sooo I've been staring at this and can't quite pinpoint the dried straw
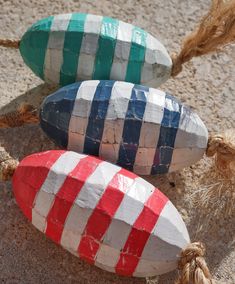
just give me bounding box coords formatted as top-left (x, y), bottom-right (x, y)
top-left (194, 166), bottom-right (235, 217)
top-left (191, 130), bottom-right (235, 219)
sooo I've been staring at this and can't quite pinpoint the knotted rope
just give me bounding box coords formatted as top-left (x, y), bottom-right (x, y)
top-left (206, 129), bottom-right (235, 177)
top-left (176, 242), bottom-right (215, 284)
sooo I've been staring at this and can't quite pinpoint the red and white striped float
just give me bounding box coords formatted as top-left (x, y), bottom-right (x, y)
top-left (13, 150), bottom-right (190, 277)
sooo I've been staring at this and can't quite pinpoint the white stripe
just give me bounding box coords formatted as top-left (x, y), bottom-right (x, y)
top-left (110, 21), bottom-right (133, 81)
top-left (133, 148), bottom-right (157, 175)
top-left (50, 14), bottom-right (72, 31)
top-left (133, 200), bottom-right (190, 276)
top-left (114, 177), bottom-right (154, 224)
top-left (145, 33), bottom-right (171, 65)
top-left (140, 63), bottom-right (154, 85)
top-left (169, 105), bottom-right (208, 172)
top-left (99, 177), bottom-right (154, 261)
top-left (75, 162), bottom-right (121, 209)
top-left (169, 147), bottom-right (205, 172)
top-left (140, 34), bottom-right (157, 85)
top-left (174, 105), bottom-right (208, 148)
top-left (151, 201), bottom-right (190, 249)
top-left (165, 95), bottom-right (180, 112)
top-left (133, 258), bottom-right (177, 277)
top-left (141, 33), bottom-right (172, 87)
top-left (143, 88), bottom-right (166, 123)
top-left (60, 161), bottom-right (121, 252)
top-left (32, 152), bottom-right (85, 232)
top-left (99, 81), bottom-right (134, 163)
top-left (141, 63), bottom-right (171, 88)
top-left (133, 88), bottom-right (165, 174)
top-left (76, 15), bottom-right (103, 80)
top-left (67, 80), bottom-right (100, 152)
top-left (43, 14), bottom-right (72, 84)
top-left (95, 244), bottom-right (120, 273)
top-left (105, 81), bottom-right (134, 120)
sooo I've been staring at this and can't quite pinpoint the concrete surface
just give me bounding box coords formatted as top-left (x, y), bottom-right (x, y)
top-left (0, 0), bottom-right (234, 283)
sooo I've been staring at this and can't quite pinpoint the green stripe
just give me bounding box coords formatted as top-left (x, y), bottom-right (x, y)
top-left (19, 16), bottom-right (54, 80)
top-left (59, 13), bottom-right (87, 86)
top-left (125, 27), bottom-right (147, 84)
top-left (92, 17), bottom-right (119, 80)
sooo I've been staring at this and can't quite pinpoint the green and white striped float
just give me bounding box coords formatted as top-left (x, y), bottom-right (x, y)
top-left (19, 13), bottom-right (172, 87)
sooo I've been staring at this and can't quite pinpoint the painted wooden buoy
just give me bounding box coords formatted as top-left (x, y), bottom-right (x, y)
top-left (13, 150), bottom-right (190, 277)
top-left (19, 13), bottom-right (172, 87)
top-left (40, 80), bottom-right (208, 175)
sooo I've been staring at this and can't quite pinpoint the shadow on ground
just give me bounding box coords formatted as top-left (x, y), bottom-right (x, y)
top-left (0, 83), bottom-right (57, 115)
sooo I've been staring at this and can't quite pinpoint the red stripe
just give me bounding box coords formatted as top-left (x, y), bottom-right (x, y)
top-left (13, 150), bottom-right (65, 221)
top-left (45, 156), bottom-right (102, 244)
top-left (115, 189), bottom-right (168, 276)
top-left (78, 168), bottom-right (135, 264)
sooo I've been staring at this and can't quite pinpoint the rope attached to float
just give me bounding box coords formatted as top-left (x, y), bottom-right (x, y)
top-left (0, 104), bottom-right (39, 128)
top-left (0, 39), bottom-right (20, 48)
top-left (176, 242), bottom-right (215, 284)
top-left (192, 129), bottom-right (235, 216)
top-left (171, 0), bottom-right (235, 76)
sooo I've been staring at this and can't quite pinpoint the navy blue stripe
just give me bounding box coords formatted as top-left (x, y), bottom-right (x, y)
top-left (40, 83), bottom-right (80, 148)
top-left (117, 84), bottom-right (148, 171)
top-left (151, 92), bottom-right (181, 175)
top-left (83, 81), bottom-right (114, 156)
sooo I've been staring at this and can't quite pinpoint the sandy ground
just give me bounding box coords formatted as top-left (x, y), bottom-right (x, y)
top-left (0, 0), bottom-right (235, 283)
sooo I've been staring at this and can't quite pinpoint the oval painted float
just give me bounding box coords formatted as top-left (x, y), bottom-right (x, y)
top-left (40, 80), bottom-right (208, 175)
top-left (19, 13), bottom-right (172, 87)
top-left (13, 150), bottom-right (190, 277)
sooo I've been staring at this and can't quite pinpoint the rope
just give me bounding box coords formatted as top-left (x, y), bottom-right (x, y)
top-left (0, 39), bottom-right (20, 48)
top-left (176, 242), bottom-right (215, 284)
top-left (171, 0), bottom-right (235, 77)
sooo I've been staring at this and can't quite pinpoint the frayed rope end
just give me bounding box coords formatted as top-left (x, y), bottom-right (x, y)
top-left (176, 242), bottom-right (215, 284)
top-left (171, 0), bottom-right (235, 77)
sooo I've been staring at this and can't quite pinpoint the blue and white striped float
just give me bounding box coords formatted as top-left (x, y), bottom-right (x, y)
top-left (19, 13), bottom-right (172, 87)
top-left (40, 80), bottom-right (208, 175)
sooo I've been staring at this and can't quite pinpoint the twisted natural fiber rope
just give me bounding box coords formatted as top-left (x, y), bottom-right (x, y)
top-left (0, 147), bottom-right (18, 181)
top-left (207, 129), bottom-right (235, 177)
top-left (0, 104), bottom-right (39, 128)
top-left (171, 0), bottom-right (235, 76)
top-left (0, 39), bottom-right (20, 48)
top-left (176, 242), bottom-right (215, 284)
